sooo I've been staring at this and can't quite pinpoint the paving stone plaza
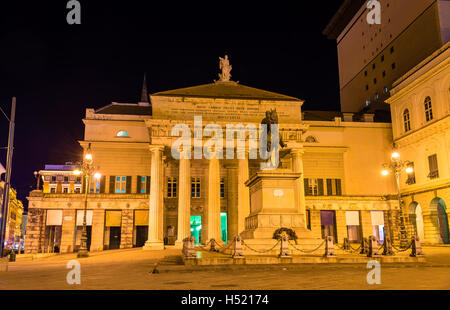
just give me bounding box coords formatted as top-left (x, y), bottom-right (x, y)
top-left (1, 246), bottom-right (450, 290)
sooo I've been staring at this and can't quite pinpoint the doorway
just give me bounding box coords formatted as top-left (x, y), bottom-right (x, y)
top-left (221, 212), bottom-right (227, 244)
top-left (320, 210), bottom-right (337, 243)
top-left (433, 198), bottom-right (449, 244)
top-left (190, 215), bottom-right (202, 245)
top-left (408, 202), bottom-right (425, 242)
top-left (109, 227), bottom-right (121, 249)
top-left (135, 226), bottom-right (148, 247)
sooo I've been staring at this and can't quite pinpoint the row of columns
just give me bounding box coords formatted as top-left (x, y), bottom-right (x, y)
top-left (144, 145), bottom-right (306, 250)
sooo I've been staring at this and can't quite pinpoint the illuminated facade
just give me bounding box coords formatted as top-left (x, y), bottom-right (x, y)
top-left (1, 181), bottom-right (24, 248)
top-left (387, 42), bottom-right (450, 244)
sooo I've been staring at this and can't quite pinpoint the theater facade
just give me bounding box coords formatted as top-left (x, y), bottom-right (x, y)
top-left (26, 62), bottom-right (431, 254)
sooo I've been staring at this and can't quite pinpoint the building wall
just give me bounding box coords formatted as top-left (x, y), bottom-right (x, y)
top-left (387, 43), bottom-right (450, 244)
top-left (336, 0), bottom-right (446, 112)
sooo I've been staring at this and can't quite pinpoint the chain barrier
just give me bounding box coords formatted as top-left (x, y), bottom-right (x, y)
top-left (194, 239), bottom-right (212, 250)
top-left (241, 240), bottom-right (281, 254)
top-left (288, 239), bottom-right (326, 254)
top-left (392, 241), bottom-right (412, 253)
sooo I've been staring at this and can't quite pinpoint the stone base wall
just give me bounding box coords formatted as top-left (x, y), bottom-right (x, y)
top-left (24, 209), bottom-right (45, 254)
top-left (120, 209), bottom-right (133, 249)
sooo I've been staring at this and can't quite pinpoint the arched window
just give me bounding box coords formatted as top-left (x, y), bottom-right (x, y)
top-left (305, 136), bottom-right (317, 143)
top-left (403, 109), bottom-right (411, 132)
top-left (116, 130), bottom-right (130, 138)
top-left (424, 97), bottom-right (433, 122)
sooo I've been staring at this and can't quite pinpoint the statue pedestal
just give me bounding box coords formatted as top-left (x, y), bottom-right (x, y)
top-left (240, 170), bottom-right (322, 255)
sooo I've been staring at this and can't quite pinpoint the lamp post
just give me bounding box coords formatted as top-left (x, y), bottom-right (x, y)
top-left (381, 151), bottom-right (414, 248)
top-left (33, 171), bottom-right (40, 190)
top-left (73, 144), bottom-right (100, 258)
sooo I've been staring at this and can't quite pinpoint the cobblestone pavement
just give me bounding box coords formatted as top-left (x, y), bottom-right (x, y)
top-left (0, 246), bottom-right (449, 290)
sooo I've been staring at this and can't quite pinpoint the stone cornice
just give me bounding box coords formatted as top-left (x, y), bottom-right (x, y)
top-left (394, 115), bottom-right (450, 147)
top-left (78, 140), bottom-right (150, 149)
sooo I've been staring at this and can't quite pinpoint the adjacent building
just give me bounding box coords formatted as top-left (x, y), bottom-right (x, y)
top-left (324, 0), bottom-right (450, 116)
top-left (386, 42), bottom-right (450, 244)
top-left (0, 181), bottom-right (24, 249)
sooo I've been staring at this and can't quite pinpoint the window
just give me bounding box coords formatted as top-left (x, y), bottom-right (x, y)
top-left (140, 176), bottom-right (147, 194)
top-left (50, 185), bottom-right (57, 193)
top-left (384, 87), bottom-right (389, 93)
top-left (428, 154), bottom-right (439, 179)
top-left (390, 46), bottom-right (394, 54)
top-left (191, 177), bottom-right (200, 198)
top-left (372, 63), bottom-right (376, 70)
top-left (305, 136), bottom-right (317, 143)
top-left (167, 177), bottom-right (177, 198)
top-left (115, 176), bottom-right (127, 194)
top-left (364, 71), bottom-right (367, 77)
top-left (64, 176), bottom-right (69, 182)
top-left (116, 130), bottom-right (130, 138)
top-left (90, 179), bottom-right (100, 193)
top-left (346, 211), bottom-right (361, 243)
top-left (373, 78), bottom-right (377, 85)
top-left (425, 97), bottom-right (433, 122)
top-left (76, 177), bottom-right (82, 183)
top-left (304, 178), bottom-right (324, 196)
top-left (382, 71), bottom-right (386, 77)
top-left (220, 178), bottom-right (225, 198)
top-left (403, 109), bottom-right (411, 132)
top-left (391, 62), bottom-right (396, 69)
top-left (406, 162), bottom-right (416, 185)
top-left (62, 186), bottom-right (69, 194)
top-left (381, 55), bottom-right (384, 62)
top-left (366, 100), bottom-right (371, 106)
top-left (51, 176), bottom-right (57, 183)
top-left (326, 179), bottom-right (342, 196)
top-left (74, 185), bottom-right (81, 193)
top-left (306, 210), bottom-right (311, 230)
top-left (365, 85), bottom-right (369, 91)
top-left (375, 93), bottom-right (379, 100)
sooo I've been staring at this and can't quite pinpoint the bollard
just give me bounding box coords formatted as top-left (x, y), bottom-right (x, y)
top-left (279, 235), bottom-right (291, 258)
top-left (324, 236), bottom-right (336, 257)
top-left (360, 237), bottom-right (368, 254)
top-left (209, 238), bottom-right (219, 252)
top-left (382, 237), bottom-right (394, 256)
top-left (343, 238), bottom-right (350, 251)
top-left (182, 236), bottom-right (196, 259)
top-left (367, 236), bottom-right (381, 258)
top-left (8, 251), bottom-right (16, 262)
top-left (232, 236), bottom-right (245, 259)
top-left (410, 236), bottom-right (425, 257)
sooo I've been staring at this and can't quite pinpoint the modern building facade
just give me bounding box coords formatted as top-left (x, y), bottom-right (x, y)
top-left (324, 0), bottom-right (450, 115)
top-left (387, 42), bottom-right (450, 244)
top-left (25, 68), bottom-right (406, 254)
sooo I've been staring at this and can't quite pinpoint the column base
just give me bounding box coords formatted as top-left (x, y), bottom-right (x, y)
top-left (143, 241), bottom-right (165, 251)
top-left (173, 240), bottom-right (184, 249)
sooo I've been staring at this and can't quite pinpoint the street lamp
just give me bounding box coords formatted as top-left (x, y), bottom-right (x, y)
top-left (381, 150), bottom-right (414, 248)
top-left (74, 144), bottom-right (100, 258)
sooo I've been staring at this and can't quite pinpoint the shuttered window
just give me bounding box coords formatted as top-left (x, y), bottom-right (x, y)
top-left (137, 176), bottom-right (147, 194)
top-left (305, 178), bottom-right (324, 196)
top-left (115, 176), bottom-right (127, 194)
top-left (105, 211), bottom-right (122, 227)
top-left (134, 210), bottom-right (149, 226)
top-left (326, 179), bottom-right (342, 196)
top-left (428, 154), bottom-right (439, 179)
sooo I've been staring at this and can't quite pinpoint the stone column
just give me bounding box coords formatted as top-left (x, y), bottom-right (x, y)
top-left (227, 167), bottom-right (238, 240)
top-left (291, 148), bottom-right (307, 228)
top-left (144, 145), bottom-right (165, 250)
top-left (175, 156), bottom-right (191, 247)
top-left (237, 153), bottom-right (250, 235)
top-left (206, 155), bottom-right (221, 241)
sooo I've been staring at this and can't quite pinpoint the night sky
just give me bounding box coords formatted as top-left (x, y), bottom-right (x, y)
top-left (0, 1), bottom-right (343, 207)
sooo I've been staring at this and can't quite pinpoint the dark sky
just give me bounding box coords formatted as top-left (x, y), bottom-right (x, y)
top-left (0, 1), bottom-right (343, 207)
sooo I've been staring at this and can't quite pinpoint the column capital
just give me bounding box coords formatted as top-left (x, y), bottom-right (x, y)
top-left (149, 144), bottom-right (165, 152)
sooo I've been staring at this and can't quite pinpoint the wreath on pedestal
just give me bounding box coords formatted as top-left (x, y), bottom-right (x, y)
top-left (273, 228), bottom-right (298, 243)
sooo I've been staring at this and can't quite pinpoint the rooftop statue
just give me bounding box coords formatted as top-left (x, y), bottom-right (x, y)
top-left (218, 55), bottom-right (232, 82)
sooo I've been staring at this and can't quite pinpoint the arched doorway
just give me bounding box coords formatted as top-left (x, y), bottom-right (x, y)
top-left (431, 198), bottom-right (449, 244)
top-left (408, 202), bottom-right (425, 242)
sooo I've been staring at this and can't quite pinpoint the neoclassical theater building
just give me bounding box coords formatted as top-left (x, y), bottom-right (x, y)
top-left (24, 53), bottom-right (449, 254)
